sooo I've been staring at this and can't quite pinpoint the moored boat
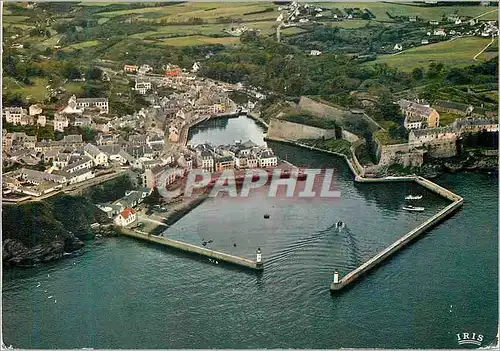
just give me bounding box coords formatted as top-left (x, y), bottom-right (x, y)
top-left (402, 205), bottom-right (425, 212)
top-left (405, 195), bottom-right (423, 200)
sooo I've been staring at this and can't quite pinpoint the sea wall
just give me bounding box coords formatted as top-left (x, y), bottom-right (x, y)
top-left (297, 96), bottom-right (380, 131)
top-left (331, 198), bottom-right (463, 291)
top-left (120, 228), bottom-right (262, 270)
top-left (267, 118), bottom-right (337, 140)
top-left (264, 135), bottom-right (463, 292)
top-left (373, 137), bottom-right (424, 168)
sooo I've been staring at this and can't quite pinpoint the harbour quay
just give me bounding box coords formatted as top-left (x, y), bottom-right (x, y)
top-left (263, 137), bottom-right (464, 292)
top-left (120, 228), bottom-right (264, 271)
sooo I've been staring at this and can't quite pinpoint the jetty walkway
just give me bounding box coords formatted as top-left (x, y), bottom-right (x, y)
top-left (120, 228), bottom-right (263, 271)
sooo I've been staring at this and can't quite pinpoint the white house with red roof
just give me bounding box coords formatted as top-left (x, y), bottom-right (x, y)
top-left (114, 207), bottom-right (137, 227)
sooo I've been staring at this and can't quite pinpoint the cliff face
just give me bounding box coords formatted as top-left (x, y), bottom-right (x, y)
top-left (2, 195), bottom-right (110, 268)
top-left (2, 174), bottom-right (133, 268)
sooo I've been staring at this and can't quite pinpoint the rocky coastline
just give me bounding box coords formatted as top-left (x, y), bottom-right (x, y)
top-left (374, 153), bottom-right (498, 179)
top-left (2, 224), bottom-right (122, 268)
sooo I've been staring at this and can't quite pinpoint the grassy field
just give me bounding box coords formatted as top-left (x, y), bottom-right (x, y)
top-left (96, 2), bottom-right (278, 22)
top-left (63, 40), bottom-right (101, 51)
top-left (62, 82), bottom-right (85, 95)
top-left (4, 77), bottom-right (49, 103)
top-left (369, 37), bottom-right (496, 71)
top-left (37, 34), bottom-right (63, 49)
top-left (129, 23), bottom-right (228, 39)
top-left (373, 129), bottom-right (407, 145)
top-left (130, 20), bottom-right (278, 39)
top-left (153, 35), bottom-right (240, 47)
top-left (321, 20), bottom-right (370, 28)
top-left (477, 38), bottom-right (498, 61)
top-left (439, 112), bottom-right (462, 126)
top-left (79, 2), bottom-right (116, 6)
top-left (3, 15), bottom-right (30, 23)
top-left (317, 2), bottom-right (498, 21)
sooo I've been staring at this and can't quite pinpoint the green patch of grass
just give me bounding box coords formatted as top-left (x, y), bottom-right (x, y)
top-left (79, 2), bottom-right (116, 6)
top-left (282, 113), bottom-right (337, 129)
top-left (373, 130), bottom-right (406, 145)
top-left (317, 2), bottom-right (498, 21)
top-left (3, 15), bottom-right (30, 23)
top-left (368, 37), bottom-right (497, 71)
top-left (153, 35), bottom-right (240, 47)
top-left (281, 27), bottom-right (308, 35)
top-left (63, 40), bottom-right (100, 51)
top-left (300, 138), bottom-right (352, 156)
top-left (4, 77), bottom-right (50, 103)
top-left (320, 20), bottom-right (369, 29)
top-left (438, 112), bottom-right (462, 126)
top-left (98, 2), bottom-right (274, 21)
top-left (39, 34), bottom-right (63, 49)
top-left (129, 23), bottom-right (227, 39)
top-left (63, 82), bottom-right (85, 95)
top-left (97, 17), bottom-right (110, 25)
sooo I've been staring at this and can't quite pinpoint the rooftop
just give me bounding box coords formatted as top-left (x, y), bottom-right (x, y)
top-left (411, 126), bottom-right (456, 138)
top-left (120, 207), bottom-right (136, 219)
top-left (77, 97), bottom-right (108, 103)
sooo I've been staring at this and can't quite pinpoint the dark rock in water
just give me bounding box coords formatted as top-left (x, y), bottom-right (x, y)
top-left (264, 214), bottom-right (270, 219)
top-left (202, 241), bottom-right (207, 246)
top-left (208, 240), bottom-right (213, 243)
top-left (64, 236), bottom-right (84, 252)
top-left (3, 237), bottom-right (84, 268)
top-left (233, 243), bottom-right (237, 247)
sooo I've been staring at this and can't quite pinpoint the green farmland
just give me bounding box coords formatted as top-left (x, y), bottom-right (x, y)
top-left (369, 37), bottom-right (497, 71)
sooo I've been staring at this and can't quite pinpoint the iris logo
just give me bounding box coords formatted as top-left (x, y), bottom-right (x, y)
top-left (457, 332), bottom-right (484, 346)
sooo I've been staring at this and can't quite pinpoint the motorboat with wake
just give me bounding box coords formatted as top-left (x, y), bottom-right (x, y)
top-left (335, 221), bottom-right (345, 230)
top-left (405, 195), bottom-right (423, 200)
top-left (402, 205), bottom-right (425, 212)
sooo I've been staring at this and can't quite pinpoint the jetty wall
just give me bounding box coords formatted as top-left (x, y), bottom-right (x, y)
top-left (267, 118), bottom-right (337, 140)
top-left (120, 228), bottom-right (262, 271)
top-left (330, 198), bottom-right (463, 290)
top-left (264, 136), bottom-right (464, 291)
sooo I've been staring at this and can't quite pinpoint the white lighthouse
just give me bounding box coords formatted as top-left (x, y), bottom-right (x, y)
top-left (333, 270), bottom-right (340, 284)
top-left (256, 248), bottom-right (262, 266)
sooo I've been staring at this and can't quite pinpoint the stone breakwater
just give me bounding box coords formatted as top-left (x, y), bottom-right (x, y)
top-left (263, 136), bottom-right (464, 291)
top-left (120, 228), bottom-right (263, 271)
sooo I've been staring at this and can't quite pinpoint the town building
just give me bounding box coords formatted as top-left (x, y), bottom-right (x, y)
top-left (96, 134), bottom-right (119, 146)
top-left (114, 207), bottom-right (137, 227)
top-left (399, 99), bottom-right (440, 130)
top-left (452, 118), bottom-right (499, 134)
top-left (53, 114), bottom-right (69, 132)
top-left (215, 156), bottom-right (235, 172)
top-left (37, 115), bottom-right (46, 127)
top-left (3, 107), bottom-right (27, 125)
top-left (84, 143), bottom-right (109, 167)
top-left (124, 65), bottom-right (138, 73)
top-left (257, 149), bottom-right (278, 168)
top-left (74, 116), bottom-right (92, 127)
top-left (432, 100), bottom-right (495, 118)
top-left (29, 104), bottom-right (43, 116)
top-left (134, 80), bottom-right (152, 95)
top-left (166, 64), bottom-right (182, 77)
top-left (76, 97), bottom-right (109, 114)
top-left (138, 64), bottom-right (153, 75)
top-left (409, 127), bottom-right (457, 158)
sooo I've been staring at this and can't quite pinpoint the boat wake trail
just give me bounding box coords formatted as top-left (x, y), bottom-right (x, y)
top-left (264, 222), bottom-right (344, 267)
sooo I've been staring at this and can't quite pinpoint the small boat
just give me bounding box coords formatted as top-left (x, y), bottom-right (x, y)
top-left (405, 195), bottom-right (422, 200)
top-left (335, 221), bottom-right (345, 229)
top-left (264, 214), bottom-right (270, 219)
top-left (402, 205), bottom-right (425, 212)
